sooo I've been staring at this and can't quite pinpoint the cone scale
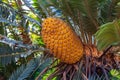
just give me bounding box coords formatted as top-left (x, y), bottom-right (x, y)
top-left (41, 17), bottom-right (83, 64)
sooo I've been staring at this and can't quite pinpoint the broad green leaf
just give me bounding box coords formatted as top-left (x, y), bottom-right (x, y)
top-left (110, 69), bottom-right (120, 80)
top-left (95, 19), bottom-right (120, 50)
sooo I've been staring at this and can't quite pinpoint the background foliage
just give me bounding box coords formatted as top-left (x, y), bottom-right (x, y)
top-left (0, 0), bottom-right (120, 80)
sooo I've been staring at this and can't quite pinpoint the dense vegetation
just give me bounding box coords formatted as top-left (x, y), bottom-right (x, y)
top-left (0, 0), bottom-right (120, 80)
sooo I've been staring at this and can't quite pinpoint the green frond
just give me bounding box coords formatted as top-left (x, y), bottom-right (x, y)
top-left (115, 1), bottom-right (120, 18)
top-left (95, 19), bottom-right (120, 50)
top-left (9, 55), bottom-right (53, 80)
top-left (98, 0), bottom-right (120, 23)
top-left (22, 0), bottom-right (44, 20)
top-left (0, 46), bottom-right (24, 65)
top-left (23, 15), bottom-right (41, 26)
top-left (45, 0), bottom-right (99, 35)
top-left (110, 69), bottom-right (120, 80)
top-left (27, 0), bottom-right (48, 18)
top-left (0, 1), bottom-right (17, 26)
top-left (82, 16), bottom-right (97, 34)
top-left (0, 34), bottom-right (45, 65)
top-left (0, 45), bottom-right (44, 66)
top-left (0, 0), bottom-right (41, 30)
top-left (82, 0), bottom-right (98, 19)
top-left (34, 58), bottom-right (53, 80)
top-left (58, 0), bottom-right (98, 18)
top-left (9, 56), bottom-right (42, 80)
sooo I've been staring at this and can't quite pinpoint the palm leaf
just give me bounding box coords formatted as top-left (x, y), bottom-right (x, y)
top-left (71, 0), bottom-right (99, 27)
top-left (0, 45), bottom-right (23, 65)
top-left (98, 0), bottom-right (120, 23)
top-left (110, 69), bottom-right (120, 80)
top-left (0, 45), bottom-right (44, 66)
top-left (33, 58), bottom-right (53, 80)
top-left (9, 55), bottom-right (53, 80)
top-left (95, 19), bottom-right (120, 50)
top-left (115, 1), bottom-right (120, 18)
top-left (0, 1), bottom-right (17, 25)
top-left (23, 15), bottom-right (41, 26)
top-left (0, 0), bottom-right (41, 34)
top-left (23, 0), bottom-right (48, 19)
top-left (44, 0), bottom-right (99, 37)
top-left (9, 55), bottom-right (46, 80)
top-left (0, 34), bottom-right (45, 65)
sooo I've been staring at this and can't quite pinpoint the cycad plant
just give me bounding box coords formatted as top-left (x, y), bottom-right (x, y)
top-left (0, 0), bottom-right (120, 80)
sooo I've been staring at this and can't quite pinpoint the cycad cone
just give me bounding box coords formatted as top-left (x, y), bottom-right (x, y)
top-left (41, 17), bottom-right (83, 64)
